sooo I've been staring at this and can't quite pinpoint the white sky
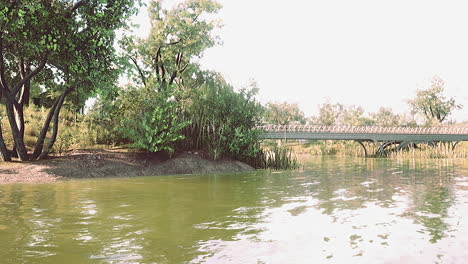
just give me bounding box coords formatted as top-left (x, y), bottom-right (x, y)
top-left (132, 0), bottom-right (468, 122)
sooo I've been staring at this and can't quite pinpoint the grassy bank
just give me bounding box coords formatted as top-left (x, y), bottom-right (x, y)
top-left (1, 107), bottom-right (300, 170)
top-left (0, 106), bottom-right (109, 155)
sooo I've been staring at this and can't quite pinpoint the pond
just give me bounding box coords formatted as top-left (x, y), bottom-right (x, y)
top-left (0, 157), bottom-right (467, 263)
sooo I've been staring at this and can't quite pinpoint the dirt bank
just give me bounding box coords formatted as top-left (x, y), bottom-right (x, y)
top-left (0, 149), bottom-right (255, 184)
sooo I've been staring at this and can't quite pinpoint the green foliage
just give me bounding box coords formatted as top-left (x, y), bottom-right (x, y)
top-left (370, 107), bottom-right (402, 127)
top-left (315, 102), bottom-right (344, 125)
top-left (264, 102), bottom-right (305, 125)
top-left (408, 76), bottom-right (462, 125)
top-left (0, 0), bottom-right (139, 160)
top-left (314, 102), bottom-right (371, 126)
top-left (340, 105), bottom-right (368, 126)
top-left (112, 84), bottom-right (188, 153)
top-left (180, 75), bottom-right (264, 165)
top-left (75, 0), bottom-right (296, 169)
top-left (0, 105), bottom-right (108, 152)
top-left (0, 0), bottom-right (138, 101)
top-left (120, 0), bottom-right (221, 87)
top-left (313, 103), bottom-right (407, 127)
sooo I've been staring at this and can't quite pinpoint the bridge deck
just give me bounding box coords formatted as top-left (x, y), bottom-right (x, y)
top-left (258, 125), bottom-right (468, 142)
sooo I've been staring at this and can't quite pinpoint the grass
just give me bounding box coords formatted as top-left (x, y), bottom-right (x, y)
top-left (259, 142), bottom-right (300, 170)
top-left (280, 140), bottom-right (468, 159)
top-left (0, 106), bottom-right (111, 155)
top-left (388, 143), bottom-right (468, 159)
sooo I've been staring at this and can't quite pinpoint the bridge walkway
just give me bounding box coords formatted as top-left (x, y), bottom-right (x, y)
top-left (257, 125), bottom-right (468, 156)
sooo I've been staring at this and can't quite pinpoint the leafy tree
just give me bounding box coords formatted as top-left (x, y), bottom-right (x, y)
top-left (370, 107), bottom-right (401, 127)
top-left (105, 0), bottom-right (223, 152)
top-left (408, 76), bottom-right (462, 125)
top-left (121, 0), bottom-right (221, 90)
top-left (339, 105), bottom-right (368, 126)
top-left (315, 103), bottom-right (374, 126)
top-left (264, 102), bottom-right (305, 125)
top-left (316, 102), bottom-right (344, 126)
top-left (0, 0), bottom-right (137, 161)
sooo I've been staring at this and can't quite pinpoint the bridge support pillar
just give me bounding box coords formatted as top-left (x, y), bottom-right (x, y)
top-left (355, 140), bottom-right (368, 157)
top-left (397, 141), bottom-right (411, 151)
top-left (376, 141), bottom-right (398, 156)
top-left (451, 141), bottom-right (460, 151)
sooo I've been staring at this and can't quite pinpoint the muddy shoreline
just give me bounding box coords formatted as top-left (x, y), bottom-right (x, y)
top-left (0, 149), bottom-right (255, 184)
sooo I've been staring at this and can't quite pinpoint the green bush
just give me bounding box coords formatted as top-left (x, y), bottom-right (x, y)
top-left (106, 83), bottom-right (189, 153)
top-left (179, 75), bottom-right (265, 165)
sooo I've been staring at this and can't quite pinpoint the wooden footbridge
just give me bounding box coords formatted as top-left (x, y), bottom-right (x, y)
top-left (258, 125), bottom-right (468, 156)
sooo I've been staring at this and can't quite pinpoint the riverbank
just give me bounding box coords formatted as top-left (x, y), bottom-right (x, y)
top-left (0, 149), bottom-right (255, 184)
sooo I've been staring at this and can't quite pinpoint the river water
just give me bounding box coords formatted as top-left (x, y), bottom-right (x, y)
top-left (1, 157), bottom-right (468, 263)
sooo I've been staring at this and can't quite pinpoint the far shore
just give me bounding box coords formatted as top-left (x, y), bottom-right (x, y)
top-left (0, 149), bottom-right (255, 184)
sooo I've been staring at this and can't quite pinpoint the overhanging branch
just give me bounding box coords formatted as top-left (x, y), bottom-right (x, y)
top-left (69, 0), bottom-right (85, 16)
top-left (0, 34), bottom-right (9, 91)
top-left (12, 52), bottom-right (49, 96)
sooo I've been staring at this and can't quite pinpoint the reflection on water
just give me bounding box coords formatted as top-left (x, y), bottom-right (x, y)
top-left (1, 157), bottom-right (468, 263)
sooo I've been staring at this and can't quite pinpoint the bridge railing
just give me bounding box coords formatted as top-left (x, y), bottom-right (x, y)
top-left (257, 125), bottom-right (468, 135)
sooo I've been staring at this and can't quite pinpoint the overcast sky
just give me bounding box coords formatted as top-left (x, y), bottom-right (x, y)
top-left (133, 0), bottom-right (468, 122)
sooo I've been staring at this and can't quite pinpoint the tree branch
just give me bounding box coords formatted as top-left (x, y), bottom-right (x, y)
top-left (12, 52), bottom-right (48, 96)
top-left (159, 51), bottom-right (166, 84)
top-left (19, 57), bottom-right (25, 78)
top-left (69, 1), bottom-right (85, 16)
top-left (154, 46), bottom-right (161, 82)
top-left (128, 54), bottom-right (147, 87)
top-left (168, 40), bottom-right (180, 45)
top-left (0, 34), bottom-right (9, 91)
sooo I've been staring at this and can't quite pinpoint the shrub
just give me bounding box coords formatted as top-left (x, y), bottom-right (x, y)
top-left (107, 83), bottom-right (189, 153)
top-left (179, 75), bottom-right (264, 164)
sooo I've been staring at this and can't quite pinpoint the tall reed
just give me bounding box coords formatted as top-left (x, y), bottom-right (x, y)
top-left (388, 143), bottom-right (468, 159)
top-left (261, 143), bottom-right (300, 170)
top-left (283, 140), bottom-right (468, 159)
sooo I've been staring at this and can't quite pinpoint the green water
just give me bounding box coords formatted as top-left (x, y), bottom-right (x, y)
top-left (1, 157), bottom-right (468, 263)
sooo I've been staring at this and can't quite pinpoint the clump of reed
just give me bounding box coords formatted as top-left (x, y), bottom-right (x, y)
top-left (289, 140), bottom-right (369, 157)
top-left (261, 143), bottom-right (300, 170)
top-left (277, 140), bottom-right (468, 159)
top-left (388, 142), bottom-right (468, 159)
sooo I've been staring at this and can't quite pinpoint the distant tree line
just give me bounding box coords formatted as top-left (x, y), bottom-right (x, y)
top-left (263, 76), bottom-right (462, 127)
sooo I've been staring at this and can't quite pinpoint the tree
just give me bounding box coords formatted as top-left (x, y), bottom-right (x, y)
top-left (339, 105), bottom-right (368, 126)
top-left (264, 102), bottom-right (305, 125)
top-left (370, 107), bottom-right (401, 127)
top-left (0, 0), bottom-right (137, 161)
top-left (100, 0), bottom-right (223, 154)
top-left (121, 0), bottom-right (222, 90)
top-left (315, 102), bottom-right (343, 126)
top-left (408, 76), bottom-right (462, 125)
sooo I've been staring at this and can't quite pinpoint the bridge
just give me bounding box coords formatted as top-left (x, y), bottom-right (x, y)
top-left (257, 125), bottom-right (468, 156)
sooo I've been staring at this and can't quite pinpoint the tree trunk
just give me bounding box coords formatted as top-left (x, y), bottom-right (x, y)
top-left (10, 96), bottom-right (26, 159)
top-left (33, 87), bottom-right (73, 160)
top-left (5, 98), bottom-right (28, 161)
top-left (22, 79), bottom-right (30, 107)
top-left (32, 99), bottom-right (59, 159)
top-left (0, 92), bottom-right (10, 162)
top-left (38, 93), bottom-right (68, 159)
top-left (0, 125), bottom-right (11, 162)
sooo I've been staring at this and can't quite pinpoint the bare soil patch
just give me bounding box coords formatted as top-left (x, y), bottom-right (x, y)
top-left (0, 149), bottom-right (255, 184)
